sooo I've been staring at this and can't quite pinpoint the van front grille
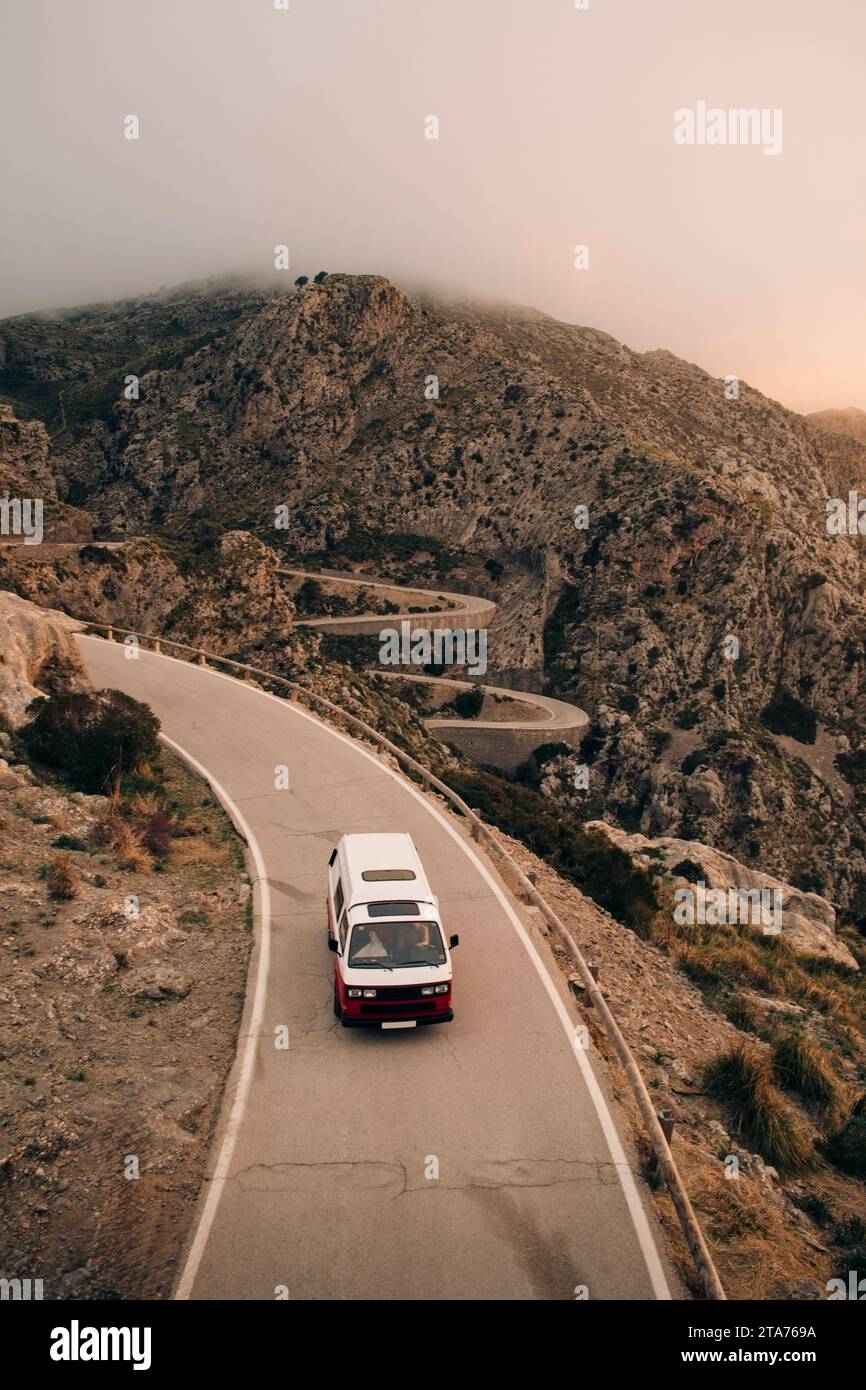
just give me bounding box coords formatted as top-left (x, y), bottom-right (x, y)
top-left (360, 1000), bottom-right (437, 1015)
top-left (369, 984), bottom-right (436, 1001)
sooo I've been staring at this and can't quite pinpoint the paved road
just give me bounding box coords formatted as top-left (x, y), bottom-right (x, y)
top-left (77, 635), bottom-right (676, 1301)
top-left (280, 566), bottom-right (496, 634)
top-left (282, 565), bottom-right (588, 752)
top-left (372, 670), bottom-right (589, 736)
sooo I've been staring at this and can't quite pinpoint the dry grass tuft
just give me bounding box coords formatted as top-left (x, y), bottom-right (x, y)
top-left (772, 1033), bottom-right (841, 1113)
top-left (90, 810), bottom-right (154, 873)
top-left (45, 853), bottom-right (78, 900)
top-left (703, 1043), bottom-right (813, 1173)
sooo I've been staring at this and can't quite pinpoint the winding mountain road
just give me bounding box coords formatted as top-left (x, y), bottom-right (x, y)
top-left (76, 633), bottom-right (677, 1301)
top-left (281, 565), bottom-right (496, 635)
top-left (373, 669), bottom-right (589, 738)
top-left (282, 564), bottom-right (589, 756)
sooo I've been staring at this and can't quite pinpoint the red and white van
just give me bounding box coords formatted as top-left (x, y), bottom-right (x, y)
top-left (327, 832), bottom-right (458, 1029)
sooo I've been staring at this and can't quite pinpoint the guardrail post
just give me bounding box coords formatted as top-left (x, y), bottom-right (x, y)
top-left (521, 870), bottom-right (538, 903)
top-left (152, 639), bottom-right (160, 653)
top-left (106, 627), bottom-right (114, 642)
top-left (470, 811), bottom-right (482, 841)
top-left (569, 965), bottom-right (599, 1008)
top-left (290, 689), bottom-right (299, 703)
top-left (584, 963), bottom-right (600, 1006)
top-left (197, 653), bottom-right (207, 667)
top-left (648, 1111), bottom-right (676, 1179)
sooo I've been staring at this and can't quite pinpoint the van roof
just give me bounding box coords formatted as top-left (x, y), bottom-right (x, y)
top-left (336, 832), bottom-right (434, 909)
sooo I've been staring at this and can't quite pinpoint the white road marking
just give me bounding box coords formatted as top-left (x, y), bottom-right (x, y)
top-left (153, 732), bottom-right (272, 1302)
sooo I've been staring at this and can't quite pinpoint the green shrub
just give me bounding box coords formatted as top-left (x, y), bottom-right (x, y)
top-left (447, 766), bottom-right (658, 935)
top-left (648, 727), bottom-right (672, 754)
top-left (51, 834), bottom-right (88, 852)
top-left (831, 1215), bottom-right (866, 1281)
top-left (579, 726), bottom-right (605, 766)
top-left (453, 686), bottom-right (484, 719)
top-left (724, 995), bottom-right (760, 1035)
top-left (761, 688), bottom-right (817, 744)
top-left (671, 858), bottom-right (705, 883)
top-left (675, 702), bottom-right (702, 730)
top-left (792, 1192), bottom-right (832, 1227)
top-left (515, 742), bottom-right (575, 790)
top-left (820, 1098), bottom-right (866, 1178)
top-left (835, 748), bottom-right (866, 786)
top-left (543, 582), bottom-right (582, 674)
top-left (834, 1215), bottom-right (866, 1247)
top-left (680, 749), bottom-right (710, 776)
top-left (20, 689), bottom-right (161, 794)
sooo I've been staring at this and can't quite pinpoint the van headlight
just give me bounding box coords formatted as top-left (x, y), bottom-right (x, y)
top-left (434, 984), bottom-right (449, 995)
top-left (362, 989), bottom-right (377, 999)
top-left (347, 989), bottom-right (362, 998)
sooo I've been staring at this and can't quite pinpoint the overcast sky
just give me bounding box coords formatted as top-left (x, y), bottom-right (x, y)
top-left (1, 0), bottom-right (863, 414)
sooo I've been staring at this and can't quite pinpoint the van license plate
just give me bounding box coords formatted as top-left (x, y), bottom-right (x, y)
top-left (382, 1020), bottom-right (417, 1030)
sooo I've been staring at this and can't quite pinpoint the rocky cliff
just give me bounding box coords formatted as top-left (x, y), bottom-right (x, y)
top-left (0, 591), bottom-right (88, 726)
top-left (0, 403), bottom-right (57, 499)
top-left (0, 531), bottom-right (297, 664)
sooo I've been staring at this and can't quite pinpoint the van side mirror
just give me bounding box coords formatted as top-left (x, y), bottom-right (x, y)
top-left (449, 935), bottom-right (460, 949)
top-left (328, 937), bottom-right (339, 953)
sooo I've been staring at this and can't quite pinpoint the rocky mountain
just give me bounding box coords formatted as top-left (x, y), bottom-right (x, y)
top-left (808, 406), bottom-right (866, 445)
top-left (3, 274), bottom-right (866, 917)
top-left (0, 532), bottom-right (297, 664)
top-left (0, 403), bottom-right (57, 499)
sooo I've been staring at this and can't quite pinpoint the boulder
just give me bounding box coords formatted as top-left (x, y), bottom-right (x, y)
top-left (0, 590), bottom-right (88, 726)
top-left (588, 820), bottom-right (859, 970)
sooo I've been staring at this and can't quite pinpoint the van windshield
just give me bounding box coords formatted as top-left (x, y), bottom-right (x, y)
top-left (348, 921), bottom-right (447, 968)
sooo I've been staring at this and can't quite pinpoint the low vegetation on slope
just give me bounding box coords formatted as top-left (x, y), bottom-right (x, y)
top-left (494, 826), bottom-right (866, 1299)
top-left (446, 765), bottom-right (659, 935)
top-left (20, 689), bottom-right (161, 795)
top-left (0, 688), bottom-right (251, 1298)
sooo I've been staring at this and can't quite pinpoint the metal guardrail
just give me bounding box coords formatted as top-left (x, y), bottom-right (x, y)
top-left (80, 618), bottom-right (726, 1301)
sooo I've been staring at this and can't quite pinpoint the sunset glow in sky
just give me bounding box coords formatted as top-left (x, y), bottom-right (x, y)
top-left (1, 0), bottom-right (863, 415)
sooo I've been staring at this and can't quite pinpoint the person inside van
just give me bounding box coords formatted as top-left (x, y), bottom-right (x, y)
top-left (395, 922), bottom-right (446, 963)
top-left (350, 925), bottom-right (389, 961)
top-left (396, 921), bottom-right (431, 951)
